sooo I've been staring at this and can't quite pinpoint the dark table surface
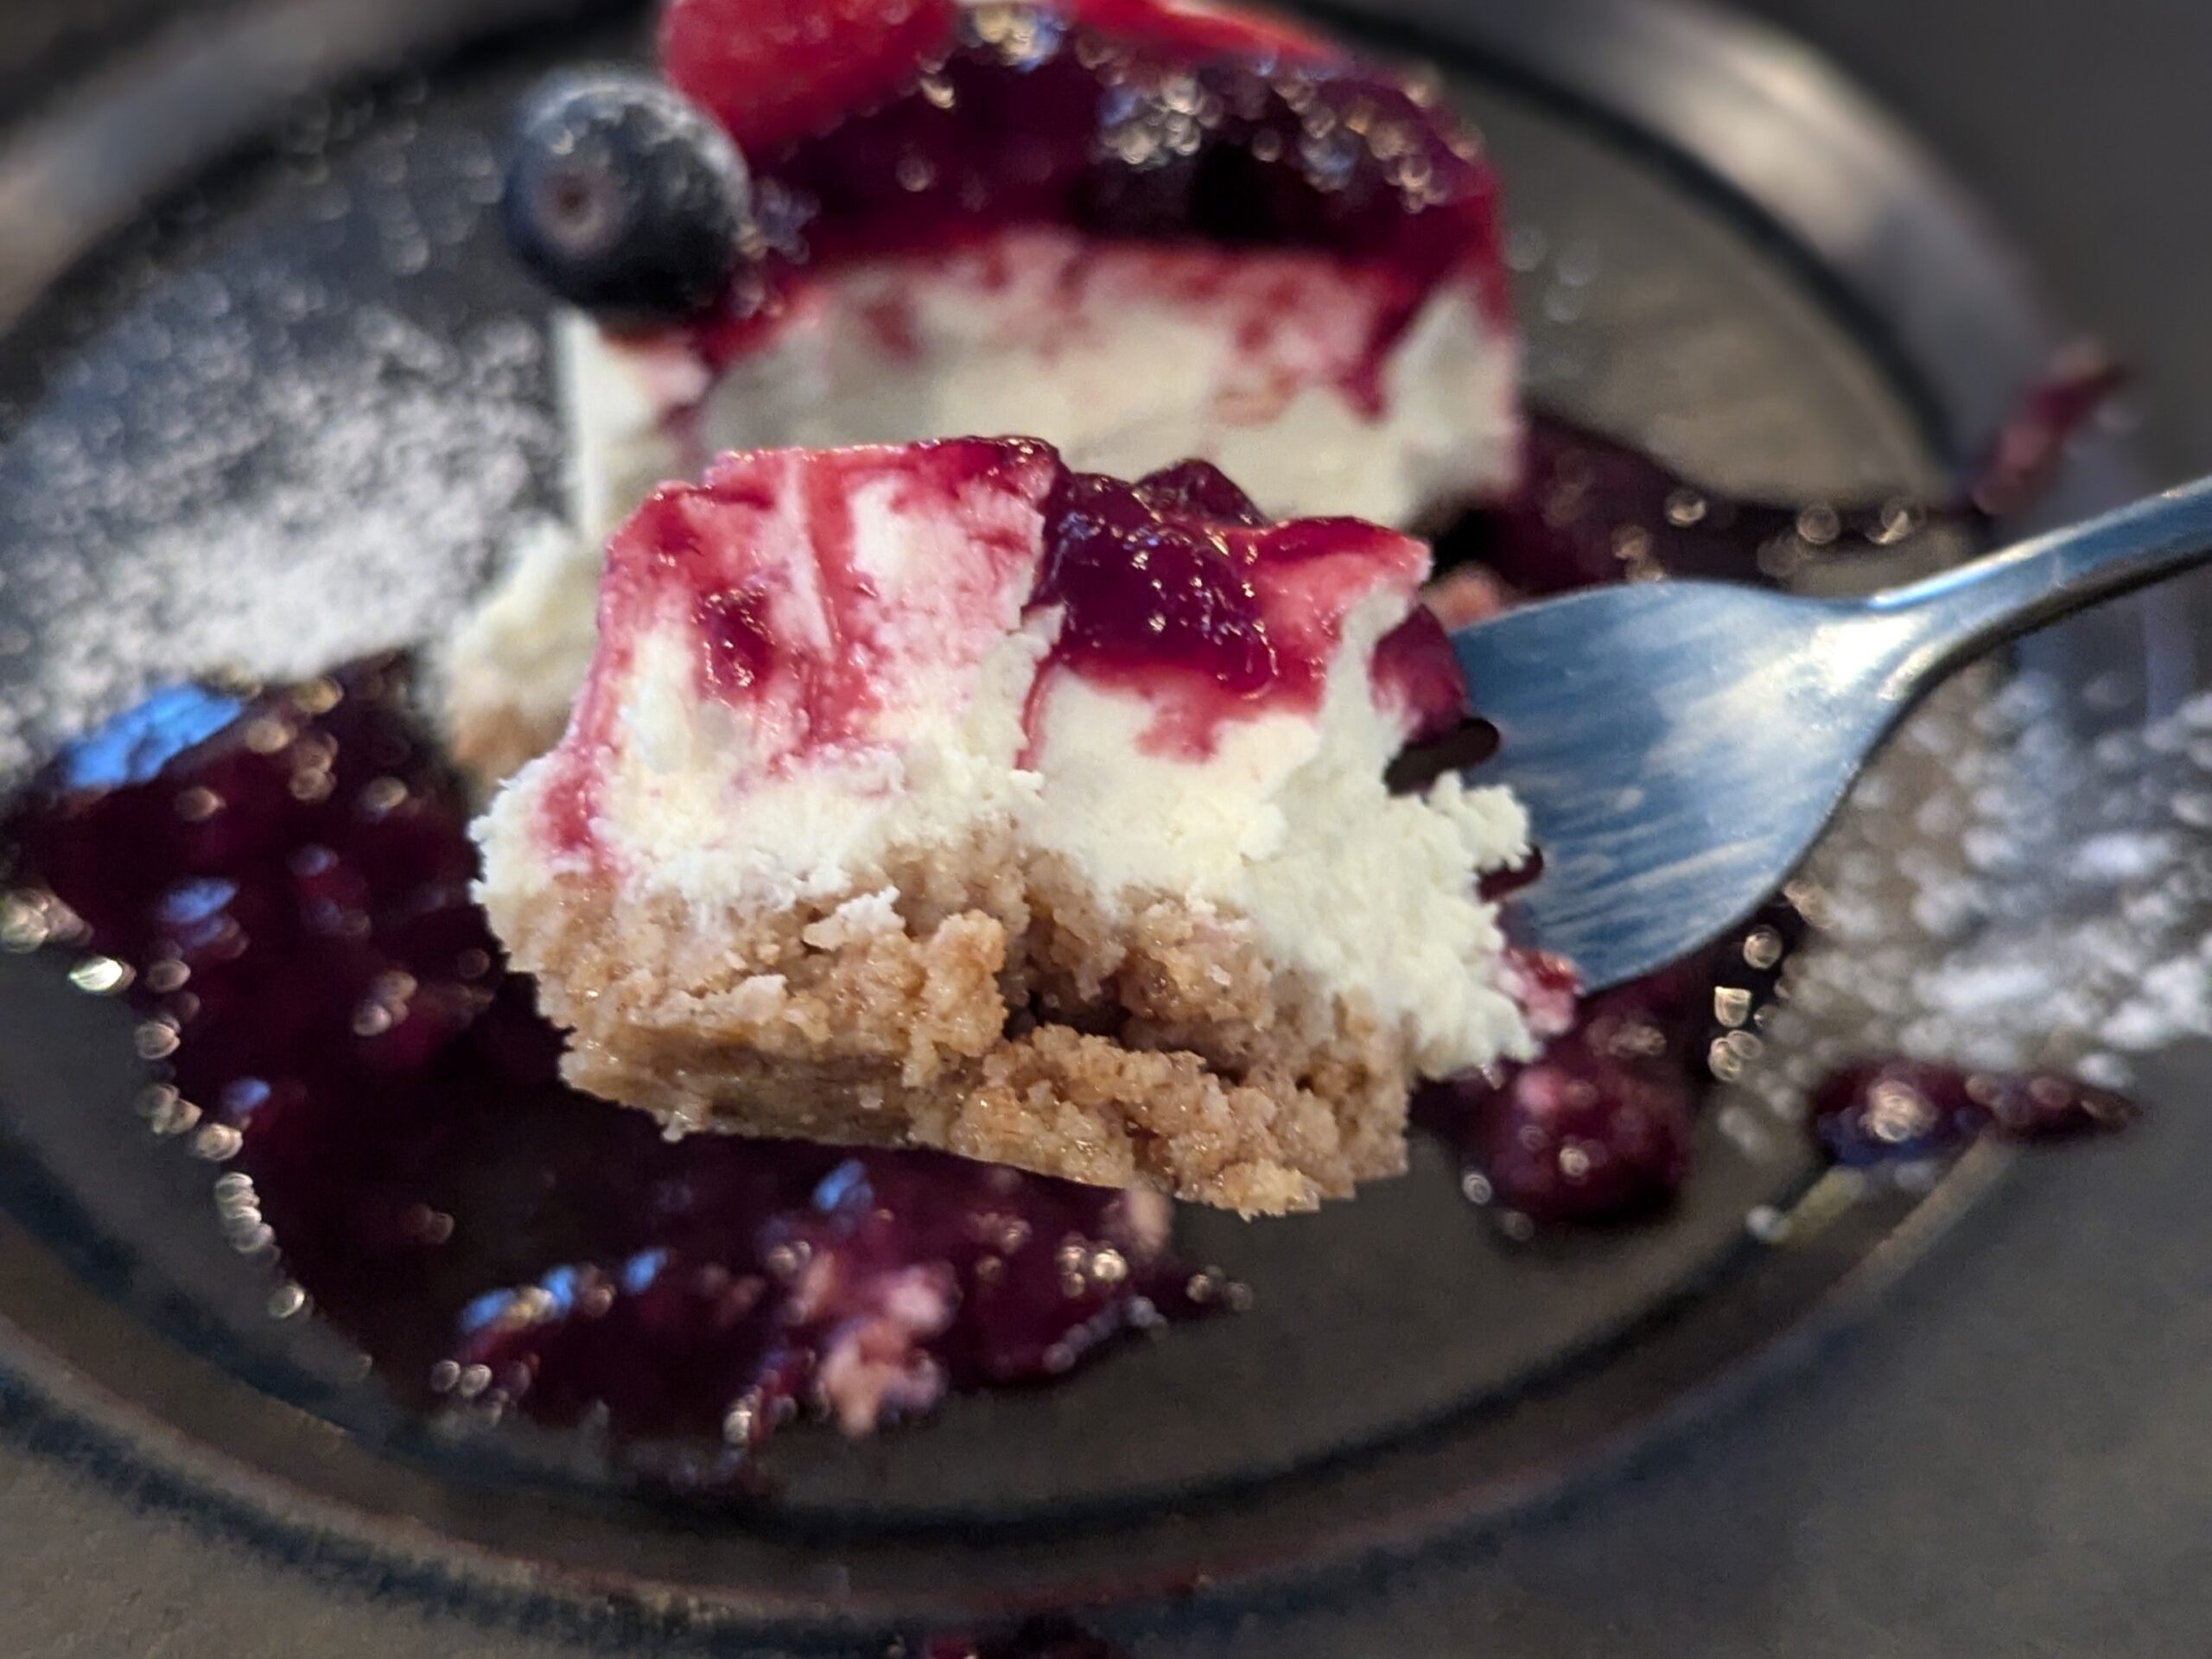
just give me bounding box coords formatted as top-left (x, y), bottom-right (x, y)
top-left (2, 2), bottom-right (2209, 1654)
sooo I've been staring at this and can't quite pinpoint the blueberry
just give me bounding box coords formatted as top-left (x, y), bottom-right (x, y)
top-left (502, 71), bottom-right (750, 323)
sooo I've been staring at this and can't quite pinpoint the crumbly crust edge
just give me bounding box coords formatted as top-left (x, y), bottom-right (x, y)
top-left (486, 829), bottom-right (1420, 1216)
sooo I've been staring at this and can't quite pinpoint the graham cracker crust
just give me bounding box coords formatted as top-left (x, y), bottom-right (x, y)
top-left (488, 830), bottom-right (1415, 1216)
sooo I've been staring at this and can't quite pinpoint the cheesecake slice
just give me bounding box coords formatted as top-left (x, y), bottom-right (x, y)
top-left (445, 0), bottom-right (1520, 785)
top-left (474, 438), bottom-right (1534, 1214)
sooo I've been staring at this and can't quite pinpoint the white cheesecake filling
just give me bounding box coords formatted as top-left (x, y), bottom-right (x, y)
top-left (444, 228), bottom-right (1518, 782)
top-left (1024, 594), bottom-right (1530, 1076)
top-left (441, 518), bottom-right (605, 776)
top-left (475, 446), bottom-right (1532, 1077)
top-left (563, 228), bottom-right (1521, 542)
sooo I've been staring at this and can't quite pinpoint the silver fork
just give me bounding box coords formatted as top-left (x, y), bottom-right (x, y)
top-left (1449, 477), bottom-right (2212, 990)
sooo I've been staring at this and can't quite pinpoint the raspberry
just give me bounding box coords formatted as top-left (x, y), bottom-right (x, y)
top-left (1069, 0), bottom-right (1333, 62)
top-left (658, 0), bottom-right (957, 153)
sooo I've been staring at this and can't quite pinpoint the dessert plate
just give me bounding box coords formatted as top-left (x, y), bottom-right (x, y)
top-left (0, 0), bottom-right (2168, 1643)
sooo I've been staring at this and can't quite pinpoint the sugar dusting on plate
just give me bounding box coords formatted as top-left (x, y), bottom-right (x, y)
top-left (0, 99), bottom-right (550, 785)
top-left (1749, 658), bottom-right (2212, 1119)
top-left (0, 307), bottom-right (555, 779)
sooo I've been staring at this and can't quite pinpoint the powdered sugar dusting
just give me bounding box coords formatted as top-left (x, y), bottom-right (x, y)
top-left (1752, 645), bottom-right (2212, 1113)
top-left (0, 306), bottom-right (553, 779)
top-left (0, 87), bottom-right (548, 785)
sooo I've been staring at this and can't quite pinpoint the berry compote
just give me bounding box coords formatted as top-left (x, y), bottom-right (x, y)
top-left (3, 658), bottom-right (1223, 1474)
top-left (671, 0), bottom-right (1506, 377)
top-left (1811, 1060), bottom-right (2137, 1167)
top-left (1034, 455), bottom-right (1457, 753)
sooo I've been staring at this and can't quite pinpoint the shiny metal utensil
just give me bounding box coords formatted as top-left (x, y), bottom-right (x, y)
top-left (1452, 477), bottom-right (2212, 990)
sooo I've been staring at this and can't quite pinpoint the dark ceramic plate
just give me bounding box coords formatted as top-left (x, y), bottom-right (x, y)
top-left (0, 0), bottom-right (2163, 1644)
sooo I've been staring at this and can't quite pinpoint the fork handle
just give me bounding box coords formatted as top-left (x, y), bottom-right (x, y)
top-left (1866, 474), bottom-right (2212, 694)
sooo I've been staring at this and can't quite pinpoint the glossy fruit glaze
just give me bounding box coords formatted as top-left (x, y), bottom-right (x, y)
top-left (1035, 454), bottom-right (1458, 748)
top-left (4, 659), bottom-right (1224, 1475)
top-left (538, 438), bottom-right (1458, 865)
top-left (1811, 1059), bottom-right (2137, 1166)
top-left (657, 0), bottom-right (1505, 378)
top-left (1417, 901), bottom-right (1802, 1224)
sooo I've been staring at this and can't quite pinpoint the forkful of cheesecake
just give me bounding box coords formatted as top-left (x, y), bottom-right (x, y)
top-left (464, 432), bottom-right (2212, 1215)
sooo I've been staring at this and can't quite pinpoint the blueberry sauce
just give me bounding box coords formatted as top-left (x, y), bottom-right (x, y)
top-left (1811, 1060), bottom-right (2137, 1167)
top-left (1436, 346), bottom-right (2126, 600)
top-left (1417, 900), bottom-right (1805, 1225)
top-left (673, 0), bottom-right (1504, 376)
top-left (3, 659), bottom-right (1220, 1470)
top-left (1434, 420), bottom-right (1936, 597)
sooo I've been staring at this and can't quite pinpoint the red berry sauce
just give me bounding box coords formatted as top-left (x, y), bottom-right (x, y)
top-left (1417, 383), bottom-right (2138, 1224)
top-left (547, 441), bottom-right (1451, 849)
top-left (1418, 900), bottom-right (1805, 1225)
top-left (671, 0), bottom-right (1506, 386)
top-left (539, 437), bottom-right (1060, 860)
top-left (1370, 604), bottom-right (1470, 744)
top-left (1034, 457), bottom-right (1435, 753)
top-left (1436, 348), bottom-right (2127, 601)
top-left (3, 659), bottom-right (1220, 1470)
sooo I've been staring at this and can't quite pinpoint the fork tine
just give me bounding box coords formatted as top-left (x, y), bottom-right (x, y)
top-left (1448, 583), bottom-right (1892, 989)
